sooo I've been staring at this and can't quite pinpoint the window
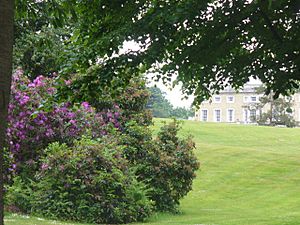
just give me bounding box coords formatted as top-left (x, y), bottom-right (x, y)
top-left (244, 96), bottom-right (249, 103)
top-left (250, 96), bottom-right (257, 102)
top-left (214, 109), bottom-right (221, 122)
top-left (227, 109), bottom-right (234, 122)
top-left (250, 109), bottom-right (256, 122)
top-left (201, 109), bottom-right (208, 121)
top-left (286, 107), bottom-right (293, 115)
top-left (285, 96), bottom-right (294, 102)
top-left (214, 96), bottom-right (221, 103)
top-left (244, 109), bottom-right (249, 122)
top-left (227, 96), bottom-right (234, 103)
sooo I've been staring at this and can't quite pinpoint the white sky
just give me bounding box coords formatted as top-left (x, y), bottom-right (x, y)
top-left (146, 74), bottom-right (194, 108)
top-left (159, 84), bottom-right (194, 108)
top-left (122, 41), bottom-right (193, 108)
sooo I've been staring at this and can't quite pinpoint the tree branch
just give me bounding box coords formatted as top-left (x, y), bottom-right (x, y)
top-left (258, 7), bottom-right (283, 44)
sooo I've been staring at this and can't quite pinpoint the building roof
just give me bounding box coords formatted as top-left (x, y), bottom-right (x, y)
top-left (221, 83), bottom-right (261, 94)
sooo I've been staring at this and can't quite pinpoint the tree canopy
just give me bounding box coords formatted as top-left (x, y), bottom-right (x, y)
top-left (126, 0), bottom-right (300, 104)
top-left (14, 0), bottom-right (300, 105)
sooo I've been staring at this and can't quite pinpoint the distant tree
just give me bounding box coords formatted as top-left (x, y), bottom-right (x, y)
top-left (147, 86), bottom-right (194, 119)
top-left (258, 94), bottom-right (296, 127)
top-left (247, 85), bottom-right (297, 127)
top-left (171, 107), bottom-right (194, 119)
top-left (147, 86), bottom-right (173, 118)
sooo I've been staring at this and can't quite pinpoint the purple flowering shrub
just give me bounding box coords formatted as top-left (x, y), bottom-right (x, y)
top-left (5, 69), bottom-right (199, 222)
top-left (6, 70), bottom-right (122, 180)
top-left (59, 69), bottom-right (153, 127)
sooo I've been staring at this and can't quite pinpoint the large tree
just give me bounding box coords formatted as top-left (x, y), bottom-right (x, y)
top-left (0, 1), bottom-right (14, 224)
top-left (63, 0), bottom-right (299, 105)
top-left (12, 1), bottom-right (300, 105)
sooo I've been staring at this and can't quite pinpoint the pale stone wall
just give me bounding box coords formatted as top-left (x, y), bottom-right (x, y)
top-left (288, 93), bottom-right (300, 122)
top-left (195, 92), bottom-right (263, 123)
top-left (195, 89), bottom-right (300, 124)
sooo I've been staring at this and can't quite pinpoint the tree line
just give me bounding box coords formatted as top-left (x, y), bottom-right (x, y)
top-left (147, 86), bottom-right (194, 119)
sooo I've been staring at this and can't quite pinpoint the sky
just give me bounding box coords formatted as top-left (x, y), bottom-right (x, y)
top-left (146, 74), bottom-right (194, 108)
top-left (122, 41), bottom-right (193, 108)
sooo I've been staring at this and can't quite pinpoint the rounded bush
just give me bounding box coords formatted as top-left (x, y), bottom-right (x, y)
top-left (9, 136), bottom-right (153, 224)
top-left (121, 120), bottom-right (200, 211)
top-left (149, 121), bottom-right (200, 211)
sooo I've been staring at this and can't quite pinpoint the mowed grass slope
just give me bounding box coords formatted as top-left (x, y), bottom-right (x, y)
top-left (139, 119), bottom-right (300, 225)
top-left (5, 119), bottom-right (300, 225)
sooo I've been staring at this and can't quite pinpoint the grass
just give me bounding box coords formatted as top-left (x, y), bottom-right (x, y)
top-left (4, 213), bottom-right (91, 225)
top-left (5, 119), bottom-right (300, 225)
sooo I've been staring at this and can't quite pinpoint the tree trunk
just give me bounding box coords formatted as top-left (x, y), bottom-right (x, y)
top-left (269, 91), bottom-right (273, 124)
top-left (0, 1), bottom-right (14, 224)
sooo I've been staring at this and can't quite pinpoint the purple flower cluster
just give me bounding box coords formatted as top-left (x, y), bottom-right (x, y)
top-left (6, 70), bottom-right (122, 177)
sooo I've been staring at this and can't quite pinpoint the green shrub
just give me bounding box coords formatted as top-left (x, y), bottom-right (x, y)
top-left (150, 120), bottom-right (200, 211)
top-left (7, 136), bottom-right (153, 224)
top-left (120, 121), bottom-right (154, 163)
top-left (121, 120), bottom-right (200, 212)
top-left (5, 176), bottom-right (33, 214)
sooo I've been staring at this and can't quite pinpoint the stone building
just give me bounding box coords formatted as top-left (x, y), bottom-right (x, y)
top-left (195, 84), bottom-right (300, 124)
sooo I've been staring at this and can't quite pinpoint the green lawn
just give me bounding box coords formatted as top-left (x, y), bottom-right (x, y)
top-left (5, 120), bottom-right (300, 225)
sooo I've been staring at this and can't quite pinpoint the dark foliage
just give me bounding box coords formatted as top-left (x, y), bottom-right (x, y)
top-left (121, 120), bottom-right (200, 211)
top-left (6, 137), bottom-right (153, 224)
top-left (15, 1), bottom-right (300, 106)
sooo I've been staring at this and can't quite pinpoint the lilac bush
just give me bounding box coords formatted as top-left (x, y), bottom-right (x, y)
top-left (6, 70), bottom-right (122, 180)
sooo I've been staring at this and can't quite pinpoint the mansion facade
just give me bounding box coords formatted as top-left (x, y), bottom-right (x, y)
top-left (195, 84), bottom-right (300, 124)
